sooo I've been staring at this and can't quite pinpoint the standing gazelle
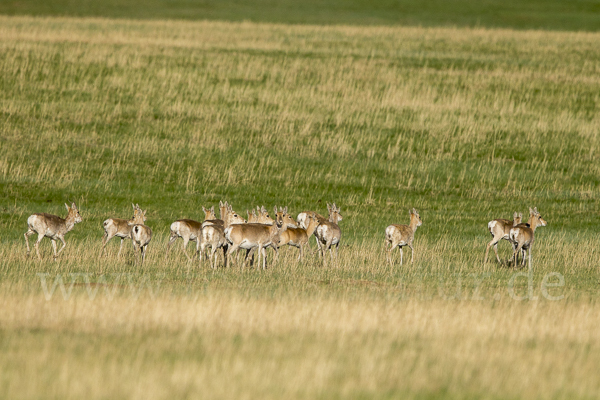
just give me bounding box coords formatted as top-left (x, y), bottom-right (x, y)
top-left (24, 202), bottom-right (83, 260)
top-left (509, 207), bottom-right (547, 268)
top-left (385, 208), bottom-right (422, 266)
top-left (277, 208), bottom-right (319, 261)
top-left (99, 204), bottom-right (146, 258)
top-left (484, 212), bottom-right (523, 264)
top-left (129, 222), bottom-right (152, 264)
top-left (224, 206), bottom-right (280, 270)
top-left (315, 203), bottom-right (342, 263)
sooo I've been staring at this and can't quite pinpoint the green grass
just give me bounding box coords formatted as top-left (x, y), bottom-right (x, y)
top-left (1, 0), bottom-right (600, 31)
top-left (1, 14), bottom-right (600, 400)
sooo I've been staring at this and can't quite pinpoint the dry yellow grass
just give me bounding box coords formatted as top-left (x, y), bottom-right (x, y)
top-left (1, 291), bottom-right (599, 399)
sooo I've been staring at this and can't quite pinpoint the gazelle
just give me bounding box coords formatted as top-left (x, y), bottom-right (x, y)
top-left (24, 202), bottom-right (83, 260)
top-left (199, 203), bottom-right (245, 268)
top-left (202, 206), bottom-right (217, 221)
top-left (277, 208), bottom-right (320, 261)
top-left (484, 212), bottom-right (523, 264)
top-left (165, 218), bottom-right (202, 261)
top-left (297, 210), bottom-right (327, 246)
top-left (247, 209), bottom-right (258, 223)
top-left (199, 223), bottom-right (228, 269)
top-left (224, 206), bottom-right (282, 270)
top-left (385, 208), bottom-right (422, 266)
top-left (315, 203), bottom-right (343, 263)
top-left (99, 204), bottom-right (146, 258)
top-left (201, 201), bottom-right (228, 227)
top-left (129, 222), bottom-right (152, 264)
top-left (254, 206), bottom-right (274, 225)
top-left (509, 207), bottom-right (547, 268)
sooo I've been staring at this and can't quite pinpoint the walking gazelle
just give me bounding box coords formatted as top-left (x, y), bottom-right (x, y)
top-left (315, 203), bottom-right (343, 264)
top-left (385, 208), bottom-right (422, 266)
top-left (99, 204), bottom-right (146, 258)
top-left (509, 207), bottom-right (547, 268)
top-left (484, 211), bottom-right (523, 265)
top-left (24, 202), bottom-right (83, 260)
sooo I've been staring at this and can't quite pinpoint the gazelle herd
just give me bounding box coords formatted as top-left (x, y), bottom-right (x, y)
top-left (23, 201), bottom-right (548, 269)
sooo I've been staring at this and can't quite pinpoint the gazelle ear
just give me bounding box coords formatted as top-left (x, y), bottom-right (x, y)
top-left (534, 207), bottom-right (538, 213)
top-left (219, 200), bottom-right (223, 207)
top-left (65, 203), bottom-right (70, 211)
top-left (274, 206), bottom-right (278, 215)
top-left (132, 203), bottom-right (136, 210)
top-left (519, 212), bottom-right (523, 218)
top-left (529, 207), bottom-right (534, 215)
top-left (409, 208), bottom-right (413, 215)
top-left (210, 206), bottom-right (214, 213)
top-left (284, 206), bottom-right (288, 214)
top-left (71, 202), bottom-right (77, 210)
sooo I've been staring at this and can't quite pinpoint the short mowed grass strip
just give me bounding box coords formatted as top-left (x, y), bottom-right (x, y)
top-left (0, 16), bottom-right (600, 399)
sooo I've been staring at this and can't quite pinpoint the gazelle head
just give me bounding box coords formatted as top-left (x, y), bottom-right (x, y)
top-left (529, 207), bottom-right (547, 229)
top-left (65, 202), bottom-right (83, 224)
top-left (225, 204), bottom-right (246, 226)
top-left (275, 206), bottom-right (296, 229)
top-left (410, 208), bottom-right (422, 227)
top-left (202, 206), bottom-right (216, 221)
top-left (327, 203), bottom-right (342, 224)
top-left (130, 204), bottom-right (147, 225)
top-left (256, 206), bottom-right (274, 225)
top-left (219, 201), bottom-right (229, 220)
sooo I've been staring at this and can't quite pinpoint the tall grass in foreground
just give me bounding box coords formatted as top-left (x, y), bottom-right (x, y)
top-left (1, 16), bottom-right (600, 399)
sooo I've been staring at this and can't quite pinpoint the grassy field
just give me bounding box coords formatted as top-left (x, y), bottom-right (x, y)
top-left (1, 13), bottom-right (600, 399)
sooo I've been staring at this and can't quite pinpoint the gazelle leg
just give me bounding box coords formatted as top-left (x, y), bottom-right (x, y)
top-left (484, 236), bottom-right (501, 264)
top-left (399, 247), bottom-right (403, 266)
top-left (164, 233), bottom-right (178, 260)
top-left (262, 247), bottom-right (267, 270)
top-left (512, 244), bottom-right (523, 267)
top-left (209, 247), bottom-right (216, 269)
top-left (195, 239), bottom-right (201, 261)
top-left (227, 243), bottom-right (242, 268)
top-left (385, 240), bottom-right (391, 264)
top-left (99, 233), bottom-right (109, 258)
top-left (316, 238), bottom-right (324, 258)
top-left (51, 240), bottom-right (58, 258)
top-left (34, 233), bottom-right (44, 260)
top-left (387, 241), bottom-right (397, 266)
top-left (408, 244), bottom-right (414, 264)
top-left (132, 242), bottom-right (139, 264)
top-left (222, 245), bottom-right (228, 268)
top-left (24, 229), bottom-right (35, 256)
top-left (142, 245), bottom-right (147, 263)
top-left (117, 237), bottom-right (125, 257)
top-left (55, 236), bottom-right (67, 258)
